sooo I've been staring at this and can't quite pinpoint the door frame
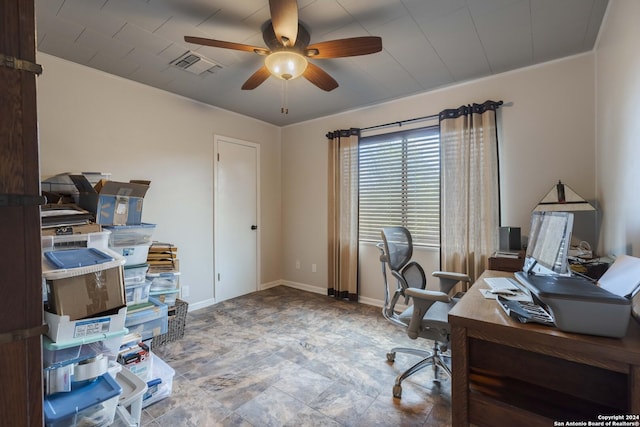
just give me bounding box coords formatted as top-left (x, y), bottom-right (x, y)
top-left (213, 134), bottom-right (261, 302)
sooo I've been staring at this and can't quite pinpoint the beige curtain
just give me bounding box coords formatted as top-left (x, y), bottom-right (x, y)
top-left (327, 128), bottom-right (360, 301)
top-left (439, 101), bottom-right (502, 282)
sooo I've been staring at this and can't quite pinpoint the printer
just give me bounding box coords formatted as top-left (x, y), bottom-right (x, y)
top-left (511, 211), bottom-right (640, 338)
top-left (514, 271), bottom-right (632, 338)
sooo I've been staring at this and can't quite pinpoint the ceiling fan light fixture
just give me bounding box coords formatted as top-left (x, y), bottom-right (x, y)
top-left (265, 51), bottom-right (307, 81)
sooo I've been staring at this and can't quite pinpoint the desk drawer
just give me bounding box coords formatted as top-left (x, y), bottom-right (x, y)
top-left (467, 338), bottom-right (628, 421)
top-left (469, 392), bottom-right (551, 427)
top-left (488, 256), bottom-right (524, 272)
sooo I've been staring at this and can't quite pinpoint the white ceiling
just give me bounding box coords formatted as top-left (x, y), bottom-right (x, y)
top-left (35, 0), bottom-right (608, 126)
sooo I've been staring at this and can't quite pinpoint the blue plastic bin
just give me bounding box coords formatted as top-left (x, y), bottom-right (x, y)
top-left (43, 373), bottom-right (122, 427)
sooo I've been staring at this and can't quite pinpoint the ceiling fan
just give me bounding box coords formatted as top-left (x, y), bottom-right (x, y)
top-left (184, 0), bottom-right (382, 92)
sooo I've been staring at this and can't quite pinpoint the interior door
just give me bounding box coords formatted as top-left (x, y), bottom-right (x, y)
top-left (214, 136), bottom-right (259, 302)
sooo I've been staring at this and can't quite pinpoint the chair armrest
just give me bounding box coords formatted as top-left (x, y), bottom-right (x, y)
top-left (404, 288), bottom-right (450, 339)
top-left (432, 271), bottom-right (471, 283)
top-left (432, 271), bottom-right (471, 294)
top-left (405, 288), bottom-right (450, 303)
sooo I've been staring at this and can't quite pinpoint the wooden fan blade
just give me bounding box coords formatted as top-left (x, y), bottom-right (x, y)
top-left (303, 62), bottom-right (338, 92)
top-left (269, 0), bottom-right (298, 47)
top-left (242, 66), bottom-right (271, 90)
top-left (306, 37), bottom-right (382, 58)
top-left (184, 36), bottom-right (269, 55)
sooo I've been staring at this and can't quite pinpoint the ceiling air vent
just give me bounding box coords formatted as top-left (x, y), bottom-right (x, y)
top-left (170, 51), bottom-right (221, 76)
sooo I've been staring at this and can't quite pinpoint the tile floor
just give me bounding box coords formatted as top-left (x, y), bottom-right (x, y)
top-left (139, 286), bottom-right (452, 426)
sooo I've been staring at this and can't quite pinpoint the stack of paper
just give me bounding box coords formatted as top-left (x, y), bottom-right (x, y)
top-left (598, 254), bottom-right (640, 298)
top-left (147, 242), bottom-right (179, 274)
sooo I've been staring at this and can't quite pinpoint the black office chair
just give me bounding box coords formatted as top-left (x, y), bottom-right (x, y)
top-left (378, 226), bottom-right (470, 398)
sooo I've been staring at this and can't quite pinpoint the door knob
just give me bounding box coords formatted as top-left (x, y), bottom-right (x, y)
top-left (251, 225), bottom-right (258, 230)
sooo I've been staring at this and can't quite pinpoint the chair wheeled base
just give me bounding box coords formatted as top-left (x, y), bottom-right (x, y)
top-left (388, 341), bottom-right (451, 398)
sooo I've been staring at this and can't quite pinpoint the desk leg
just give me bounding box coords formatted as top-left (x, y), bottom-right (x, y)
top-left (631, 365), bottom-right (640, 414)
top-left (451, 325), bottom-right (469, 427)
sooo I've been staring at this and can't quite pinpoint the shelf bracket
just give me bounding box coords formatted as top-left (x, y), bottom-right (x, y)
top-left (0, 53), bottom-right (43, 75)
top-left (0, 324), bottom-right (48, 345)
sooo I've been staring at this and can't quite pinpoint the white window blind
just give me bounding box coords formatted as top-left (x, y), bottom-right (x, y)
top-left (359, 125), bottom-right (440, 247)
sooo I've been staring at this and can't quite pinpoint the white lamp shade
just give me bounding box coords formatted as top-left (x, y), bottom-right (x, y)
top-left (533, 181), bottom-right (595, 212)
top-left (264, 51), bottom-right (308, 80)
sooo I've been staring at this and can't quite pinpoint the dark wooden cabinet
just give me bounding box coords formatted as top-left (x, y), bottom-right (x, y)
top-left (0, 1), bottom-right (44, 425)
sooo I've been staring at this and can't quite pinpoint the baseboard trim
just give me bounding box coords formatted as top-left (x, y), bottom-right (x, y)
top-left (279, 282), bottom-right (390, 309)
top-left (278, 280), bottom-right (327, 295)
top-left (188, 298), bottom-right (216, 312)
top-left (357, 295), bottom-right (384, 308)
top-left (259, 280), bottom-right (284, 290)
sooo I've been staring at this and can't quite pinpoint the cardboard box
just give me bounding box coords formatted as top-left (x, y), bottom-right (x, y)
top-left (69, 175), bottom-right (150, 225)
top-left (46, 265), bottom-right (126, 320)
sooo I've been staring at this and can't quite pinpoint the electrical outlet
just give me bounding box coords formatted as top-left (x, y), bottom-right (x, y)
top-left (182, 285), bottom-right (190, 298)
top-left (312, 263), bottom-right (317, 273)
top-left (296, 260), bottom-right (301, 269)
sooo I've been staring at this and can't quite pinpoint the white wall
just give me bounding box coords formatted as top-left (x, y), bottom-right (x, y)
top-left (282, 54), bottom-right (596, 302)
top-left (595, 0), bottom-right (640, 258)
top-left (37, 48), bottom-right (601, 308)
top-left (37, 53), bottom-right (282, 310)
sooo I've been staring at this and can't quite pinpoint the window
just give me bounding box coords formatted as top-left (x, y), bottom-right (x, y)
top-left (359, 125), bottom-right (440, 247)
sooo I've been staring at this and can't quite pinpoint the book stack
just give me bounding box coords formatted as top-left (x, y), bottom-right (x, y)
top-left (146, 242), bottom-right (179, 274)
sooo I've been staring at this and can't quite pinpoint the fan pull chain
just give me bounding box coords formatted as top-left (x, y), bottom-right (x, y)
top-left (281, 80), bottom-right (289, 114)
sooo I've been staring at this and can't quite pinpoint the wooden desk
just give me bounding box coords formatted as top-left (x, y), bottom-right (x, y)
top-left (449, 270), bottom-right (640, 427)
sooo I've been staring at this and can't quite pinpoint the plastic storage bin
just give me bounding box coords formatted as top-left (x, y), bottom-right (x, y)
top-left (124, 263), bottom-right (149, 285)
top-left (43, 373), bottom-right (121, 427)
top-left (125, 280), bottom-right (151, 306)
top-left (104, 223), bottom-right (156, 246)
top-left (146, 271), bottom-right (180, 292)
top-left (118, 333), bottom-right (152, 381)
top-left (104, 224), bottom-right (155, 265)
top-left (150, 289), bottom-right (178, 306)
top-left (45, 306), bottom-right (128, 343)
top-left (124, 298), bottom-right (168, 341)
top-left (142, 353), bottom-right (175, 408)
top-left (43, 329), bottom-right (128, 395)
top-left (41, 232), bottom-right (121, 290)
top-left (108, 360), bottom-right (122, 380)
top-left (43, 330), bottom-right (126, 369)
top-left (109, 243), bottom-right (151, 266)
top-left (115, 366), bottom-right (148, 426)
top-left (42, 231), bottom-right (126, 321)
top-left (41, 230), bottom-right (111, 253)
top-left (44, 247), bottom-right (114, 269)
top-left (124, 263), bottom-right (150, 305)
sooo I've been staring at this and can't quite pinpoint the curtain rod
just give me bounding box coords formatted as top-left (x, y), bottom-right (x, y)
top-left (361, 113), bottom-right (439, 133)
top-left (360, 100), bottom-right (507, 133)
